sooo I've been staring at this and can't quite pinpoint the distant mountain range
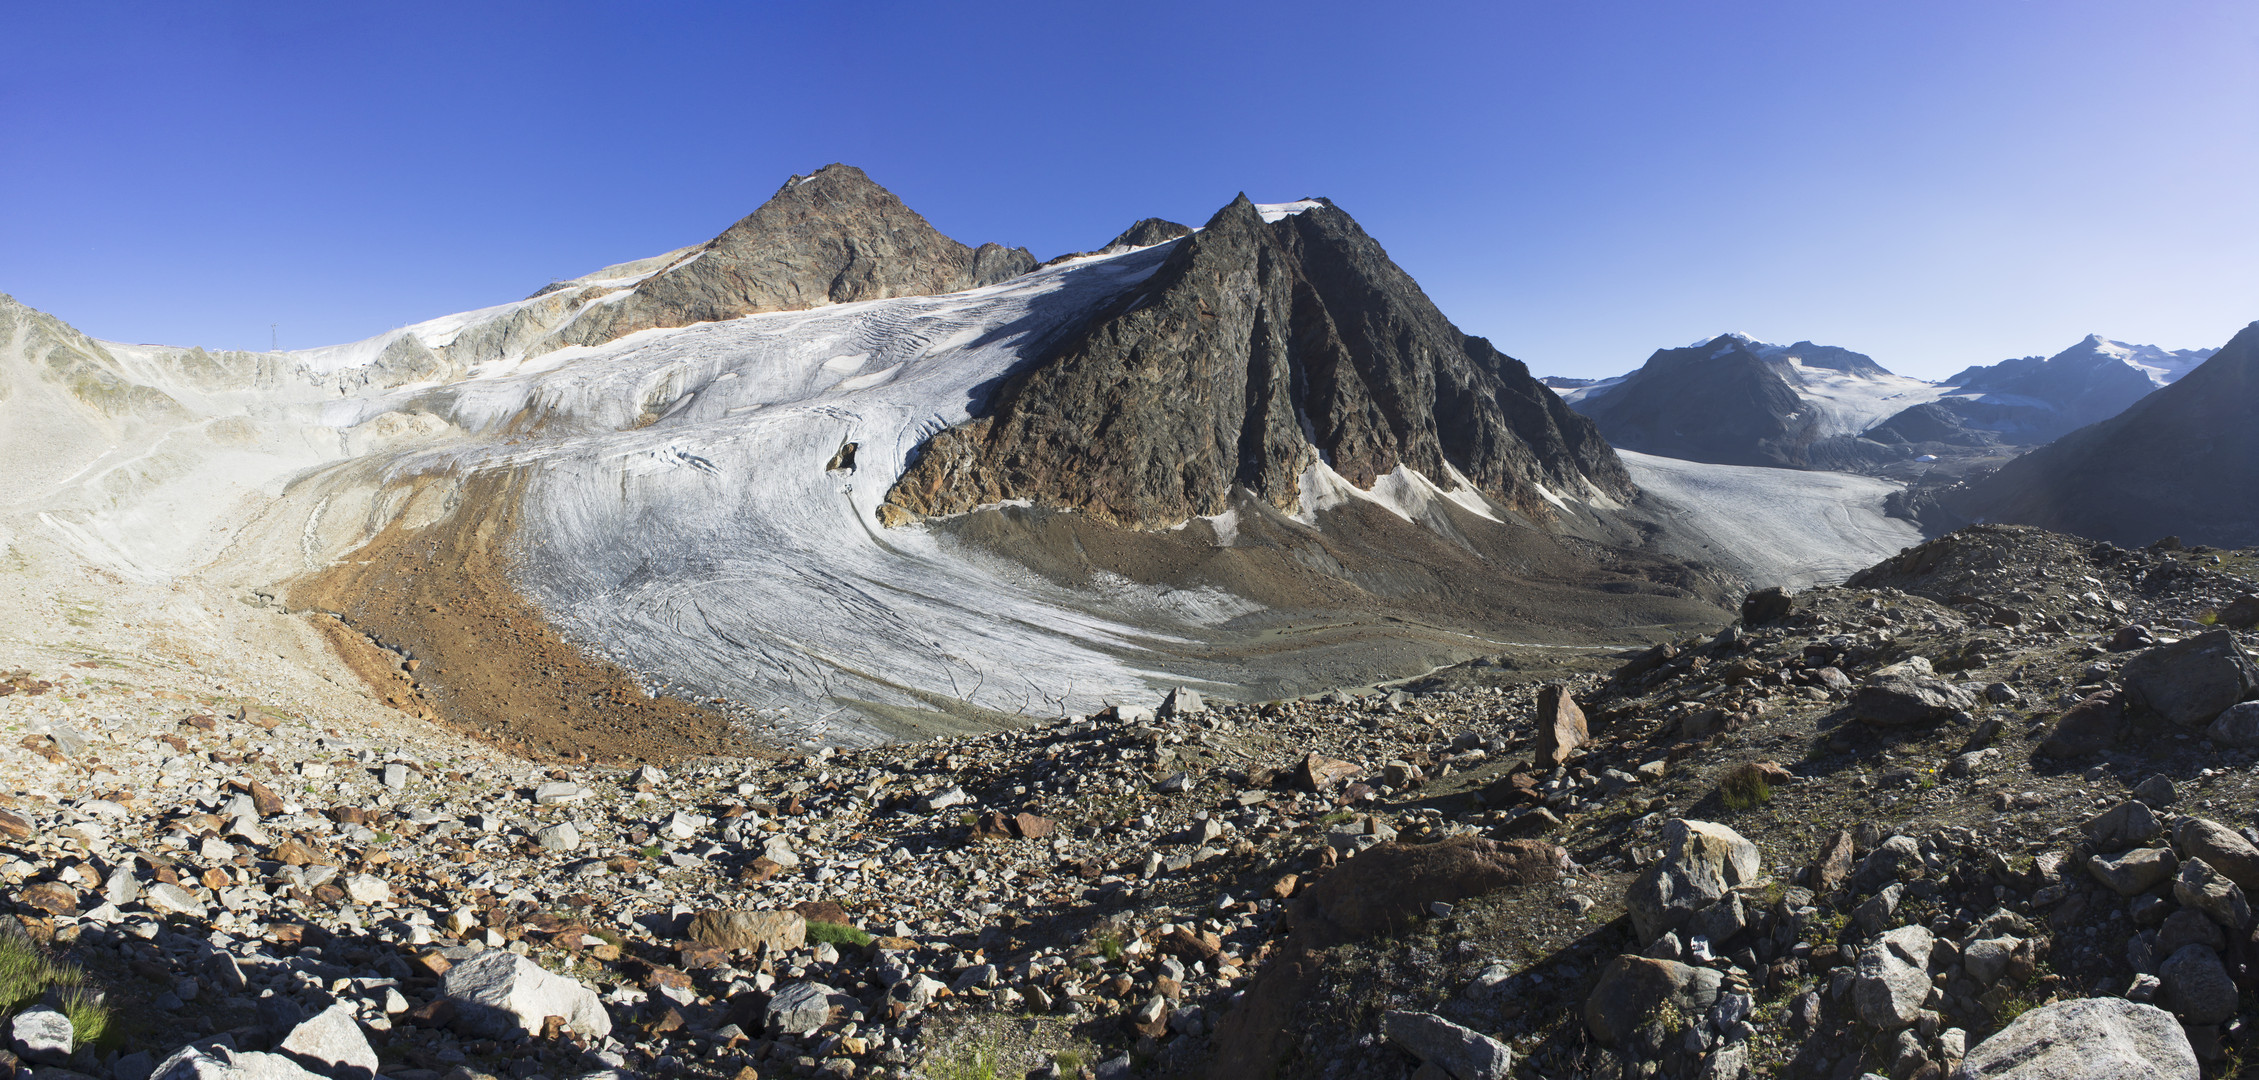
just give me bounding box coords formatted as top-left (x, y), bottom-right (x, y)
top-left (1942, 324), bottom-right (2257, 548)
top-left (1551, 332), bottom-right (2215, 471)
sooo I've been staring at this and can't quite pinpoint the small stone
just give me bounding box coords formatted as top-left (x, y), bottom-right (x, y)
top-left (1297, 753), bottom-right (1360, 792)
top-left (764, 980), bottom-right (841, 1036)
top-left (279, 1002), bottom-right (380, 1078)
top-left (343, 874), bottom-right (391, 904)
top-left (535, 822), bottom-right (581, 851)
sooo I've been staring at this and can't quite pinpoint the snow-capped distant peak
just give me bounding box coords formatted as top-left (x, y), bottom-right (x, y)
top-left (1256, 200), bottom-right (1325, 223)
top-left (2054, 334), bottom-right (2215, 387)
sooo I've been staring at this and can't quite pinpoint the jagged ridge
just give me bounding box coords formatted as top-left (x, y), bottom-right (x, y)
top-left (882, 195), bottom-right (1627, 529)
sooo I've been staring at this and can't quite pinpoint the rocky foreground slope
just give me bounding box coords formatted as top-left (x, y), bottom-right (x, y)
top-left (4, 523), bottom-right (2259, 1080)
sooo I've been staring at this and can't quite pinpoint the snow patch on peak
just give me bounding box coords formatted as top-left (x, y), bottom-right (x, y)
top-left (1256, 200), bottom-right (1325, 223)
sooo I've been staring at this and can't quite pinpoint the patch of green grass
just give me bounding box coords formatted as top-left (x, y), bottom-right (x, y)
top-left (1054, 1050), bottom-right (1084, 1072)
top-left (1093, 932), bottom-right (1124, 963)
top-left (806, 920), bottom-right (872, 948)
top-left (637, 845), bottom-right (663, 860)
top-left (372, 832), bottom-right (396, 845)
top-left (1319, 810), bottom-right (1357, 825)
top-left (1718, 763), bottom-right (1773, 811)
top-left (2196, 609), bottom-right (2221, 626)
top-left (932, 1041), bottom-right (1002, 1080)
top-left (58, 986), bottom-right (108, 1045)
top-left (0, 932), bottom-right (112, 1046)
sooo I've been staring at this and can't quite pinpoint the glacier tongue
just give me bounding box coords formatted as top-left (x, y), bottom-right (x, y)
top-left (398, 243), bottom-right (1183, 745)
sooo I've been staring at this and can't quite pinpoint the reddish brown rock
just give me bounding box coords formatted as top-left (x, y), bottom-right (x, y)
top-left (1297, 753), bottom-right (1360, 793)
top-left (1811, 829), bottom-right (1856, 893)
top-left (18, 882), bottom-right (77, 915)
top-left (248, 780), bottom-right (284, 818)
top-left (1011, 812), bottom-right (1054, 839)
top-left (0, 810), bottom-right (30, 841)
top-left (1534, 684), bottom-right (1588, 767)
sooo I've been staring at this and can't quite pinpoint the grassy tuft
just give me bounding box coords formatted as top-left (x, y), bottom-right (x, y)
top-left (1718, 763), bottom-right (1774, 811)
top-left (0, 931), bottom-right (112, 1047)
top-left (1094, 932), bottom-right (1124, 963)
top-left (933, 1041), bottom-right (1002, 1080)
top-left (806, 920), bottom-right (873, 948)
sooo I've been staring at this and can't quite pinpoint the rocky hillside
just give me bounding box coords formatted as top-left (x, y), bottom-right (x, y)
top-left (1942, 322), bottom-right (2259, 549)
top-left (6, 523), bottom-right (2259, 1080)
top-left (882, 196), bottom-right (1625, 529)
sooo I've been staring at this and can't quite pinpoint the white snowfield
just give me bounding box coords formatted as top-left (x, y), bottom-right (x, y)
top-left (1618, 450), bottom-right (1921, 589)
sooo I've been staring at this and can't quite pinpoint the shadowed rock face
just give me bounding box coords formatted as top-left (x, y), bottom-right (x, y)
top-left (1947, 322), bottom-right (2259, 548)
top-left (1574, 339), bottom-right (1816, 468)
top-left (542, 164), bottom-right (1034, 353)
top-left (882, 195), bottom-right (1627, 529)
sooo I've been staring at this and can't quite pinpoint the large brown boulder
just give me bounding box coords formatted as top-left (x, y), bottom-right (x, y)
top-left (2039, 690), bottom-right (2125, 758)
top-left (1207, 838), bottom-right (1565, 1080)
top-left (1534, 684), bottom-right (1588, 767)
top-left (2173, 817), bottom-right (2259, 896)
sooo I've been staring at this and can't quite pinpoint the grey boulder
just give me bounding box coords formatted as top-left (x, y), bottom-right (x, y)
top-left (439, 950), bottom-right (612, 1039)
top-left (1853, 668), bottom-right (1976, 726)
top-left (277, 1002), bottom-right (378, 1079)
top-left (1952, 997), bottom-right (2194, 1079)
top-left (2158, 943), bottom-right (2239, 1024)
top-left (2173, 857), bottom-right (2251, 927)
top-left (1625, 819), bottom-right (1761, 944)
top-left (1854, 925), bottom-right (1934, 1029)
top-left (10, 1004), bottom-right (72, 1066)
top-left (765, 980), bottom-right (846, 1037)
top-left (1381, 1009), bottom-right (1512, 1080)
top-left (2122, 630), bottom-right (2259, 726)
top-left (2208, 701), bottom-right (2259, 746)
top-left (151, 1045), bottom-right (328, 1080)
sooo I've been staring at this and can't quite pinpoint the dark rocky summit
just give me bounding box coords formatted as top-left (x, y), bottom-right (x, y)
top-left (1566, 335), bottom-right (1900, 470)
top-left (1943, 322), bottom-right (2259, 548)
top-left (540, 164), bottom-right (1034, 353)
top-left (883, 195), bottom-right (1625, 529)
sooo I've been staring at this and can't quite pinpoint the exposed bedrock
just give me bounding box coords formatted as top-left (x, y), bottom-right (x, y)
top-left (882, 195), bottom-right (1627, 530)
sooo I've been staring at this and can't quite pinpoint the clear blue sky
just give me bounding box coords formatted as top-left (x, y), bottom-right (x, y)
top-left (4, 1), bottom-right (2255, 379)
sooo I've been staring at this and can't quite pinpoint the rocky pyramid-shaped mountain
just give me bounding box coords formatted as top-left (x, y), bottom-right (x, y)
top-left (1943, 322), bottom-right (2259, 548)
top-left (536, 164), bottom-right (1035, 354)
top-left (1559, 334), bottom-right (1939, 469)
top-left (882, 196), bottom-right (1626, 529)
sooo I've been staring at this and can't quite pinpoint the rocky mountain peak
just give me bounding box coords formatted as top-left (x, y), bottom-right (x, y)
top-left (1945, 321), bottom-right (2259, 547)
top-left (536, 164), bottom-right (1035, 354)
top-left (880, 190), bottom-right (1627, 529)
